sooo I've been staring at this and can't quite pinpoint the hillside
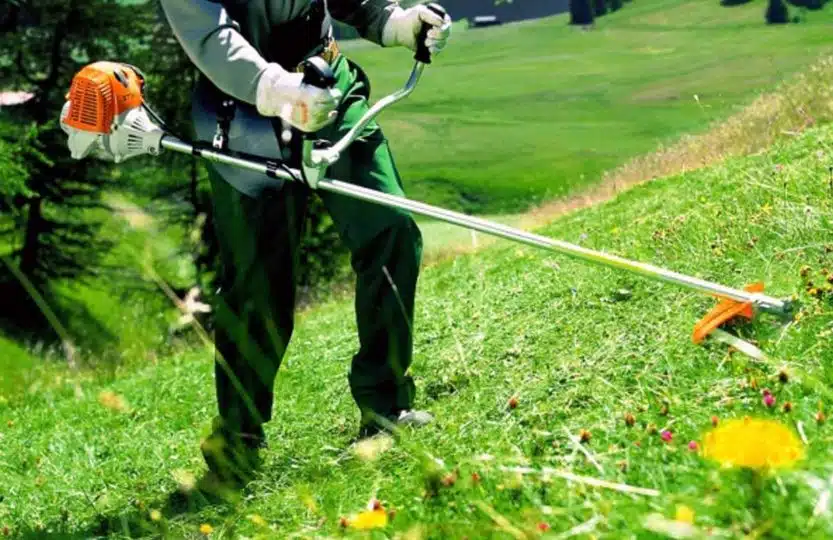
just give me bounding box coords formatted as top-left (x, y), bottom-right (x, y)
top-left (3, 119), bottom-right (832, 538)
top-left (343, 0), bottom-right (833, 213)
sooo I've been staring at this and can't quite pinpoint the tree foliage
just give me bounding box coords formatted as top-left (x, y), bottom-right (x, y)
top-left (766, 0), bottom-right (790, 23)
top-left (569, 0), bottom-right (595, 25)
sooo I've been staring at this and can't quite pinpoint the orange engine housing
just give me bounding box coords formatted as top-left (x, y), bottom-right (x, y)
top-left (64, 61), bottom-right (144, 134)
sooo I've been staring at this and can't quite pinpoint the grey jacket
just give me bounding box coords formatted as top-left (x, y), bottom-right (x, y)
top-left (160, 0), bottom-right (396, 105)
top-left (160, 0), bottom-right (396, 196)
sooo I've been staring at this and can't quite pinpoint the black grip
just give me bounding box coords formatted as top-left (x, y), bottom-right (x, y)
top-left (301, 56), bottom-right (336, 89)
top-left (414, 3), bottom-right (448, 65)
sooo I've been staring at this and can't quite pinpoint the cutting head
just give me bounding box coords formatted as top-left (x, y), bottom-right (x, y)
top-left (61, 62), bottom-right (164, 163)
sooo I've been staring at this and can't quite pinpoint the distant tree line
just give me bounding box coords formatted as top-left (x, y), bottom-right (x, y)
top-left (719, 0), bottom-right (829, 24)
top-left (569, 0), bottom-right (631, 26)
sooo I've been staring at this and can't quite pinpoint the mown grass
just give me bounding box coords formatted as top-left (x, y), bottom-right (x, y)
top-left (3, 118), bottom-right (833, 538)
top-left (344, 0), bottom-right (833, 213)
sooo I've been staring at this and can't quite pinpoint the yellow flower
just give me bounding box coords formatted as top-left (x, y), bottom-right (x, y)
top-left (348, 509), bottom-right (388, 530)
top-left (199, 523), bottom-right (214, 535)
top-left (675, 505), bottom-right (695, 524)
top-left (701, 417), bottom-right (804, 470)
top-left (149, 510), bottom-right (162, 522)
top-left (247, 514), bottom-right (267, 527)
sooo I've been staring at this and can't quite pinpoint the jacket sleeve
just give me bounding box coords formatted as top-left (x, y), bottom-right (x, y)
top-left (327, 0), bottom-right (397, 45)
top-left (159, 0), bottom-right (268, 104)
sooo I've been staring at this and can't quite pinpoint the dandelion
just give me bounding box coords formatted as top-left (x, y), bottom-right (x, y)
top-left (348, 509), bottom-right (388, 530)
top-left (247, 514), bottom-right (267, 527)
top-left (199, 523), bottom-right (214, 535)
top-left (675, 505), bottom-right (695, 524)
top-left (661, 430), bottom-right (673, 443)
top-left (701, 418), bottom-right (804, 470)
top-left (149, 510), bottom-right (162, 522)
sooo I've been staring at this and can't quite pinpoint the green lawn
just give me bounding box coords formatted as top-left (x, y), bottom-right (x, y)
top-left (342, 0), bottom-right (833, 213)
top-left (3, 117), bottom-right (832, 538)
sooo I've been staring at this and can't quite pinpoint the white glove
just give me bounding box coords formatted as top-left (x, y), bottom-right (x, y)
top-left (382, 4), bottom-right (452, 56)
top-left (255, 63), bottom-right (342, 133)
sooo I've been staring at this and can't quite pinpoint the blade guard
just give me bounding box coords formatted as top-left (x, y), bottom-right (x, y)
top-left (692, 282), bottom-right (765, 344)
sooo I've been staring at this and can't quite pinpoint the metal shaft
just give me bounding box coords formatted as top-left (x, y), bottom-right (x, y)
top-left (161, 137), bottom-right (790, 316)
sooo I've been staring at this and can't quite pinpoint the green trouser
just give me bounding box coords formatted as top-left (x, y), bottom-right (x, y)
top-left (209, 55), bottom-right (423, 441)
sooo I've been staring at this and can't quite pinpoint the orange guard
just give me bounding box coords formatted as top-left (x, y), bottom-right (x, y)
top-left (692, 282), bottom-right (765, 344)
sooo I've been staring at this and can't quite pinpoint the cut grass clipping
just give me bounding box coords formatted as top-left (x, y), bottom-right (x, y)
top-left (3, 121), bottom-right (833, 537)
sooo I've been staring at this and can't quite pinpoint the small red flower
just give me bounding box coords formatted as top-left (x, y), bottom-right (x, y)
top-left (441, 473), bottom-right (457, 487)
top-left (624, 413), bottom-right (636, 427)
top-left (371, 499), bottom-right (382, 511)
top-left (688, 441), bottom-right (698, 451)
top-left (508, 396), bottom-right (519, 410)
top-left (711, 415), bottom-right (719, 427)
top-left (537, 522), bottom-right (551, 532)
top-left (471, 472), bottom-right (481, 484)
top-left (763, 393), bottom-right (776, 408)
top-left (660, 430), bottom-right (672, 443)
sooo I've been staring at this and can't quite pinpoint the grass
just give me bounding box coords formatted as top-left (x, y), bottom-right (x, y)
top-left (342, 0), bottom-right (833, 214)
top-left (3, 116), bottom-right (833, 537)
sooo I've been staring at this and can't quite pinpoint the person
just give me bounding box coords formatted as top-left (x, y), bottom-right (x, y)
top-left (159, 0), bottom-right (452, 488)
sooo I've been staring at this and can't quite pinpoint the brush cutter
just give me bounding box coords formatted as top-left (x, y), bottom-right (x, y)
top-left (59, 48), bottom-right (794, 344)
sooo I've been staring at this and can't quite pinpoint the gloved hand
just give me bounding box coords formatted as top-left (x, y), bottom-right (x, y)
top-left (382, 3), bottom-right (452, 56)
top-left (255, 63), bottom-right (342, 133)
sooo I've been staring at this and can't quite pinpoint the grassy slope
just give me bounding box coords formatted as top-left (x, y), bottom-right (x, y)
top-left (343, 0), bottom-right (833, 213)
top-left (4, 120), bottom-right (833, 538)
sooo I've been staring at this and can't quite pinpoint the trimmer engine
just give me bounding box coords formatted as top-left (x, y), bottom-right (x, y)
top-left (60, 61), bottom-right (164, 163)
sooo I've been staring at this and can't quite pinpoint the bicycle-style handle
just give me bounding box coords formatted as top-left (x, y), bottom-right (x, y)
top-left (415, 3), bottom-right (448, 65)
top-left (301, 56), bottom-right (337, 88)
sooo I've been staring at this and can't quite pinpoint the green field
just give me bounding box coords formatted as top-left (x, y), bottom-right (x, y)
top-left (4, 112), bottom-right (833, 538)
top-left (343, 0), bottom-right (833, 213)
top-left (5, 1), bottom-right (833, 537)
